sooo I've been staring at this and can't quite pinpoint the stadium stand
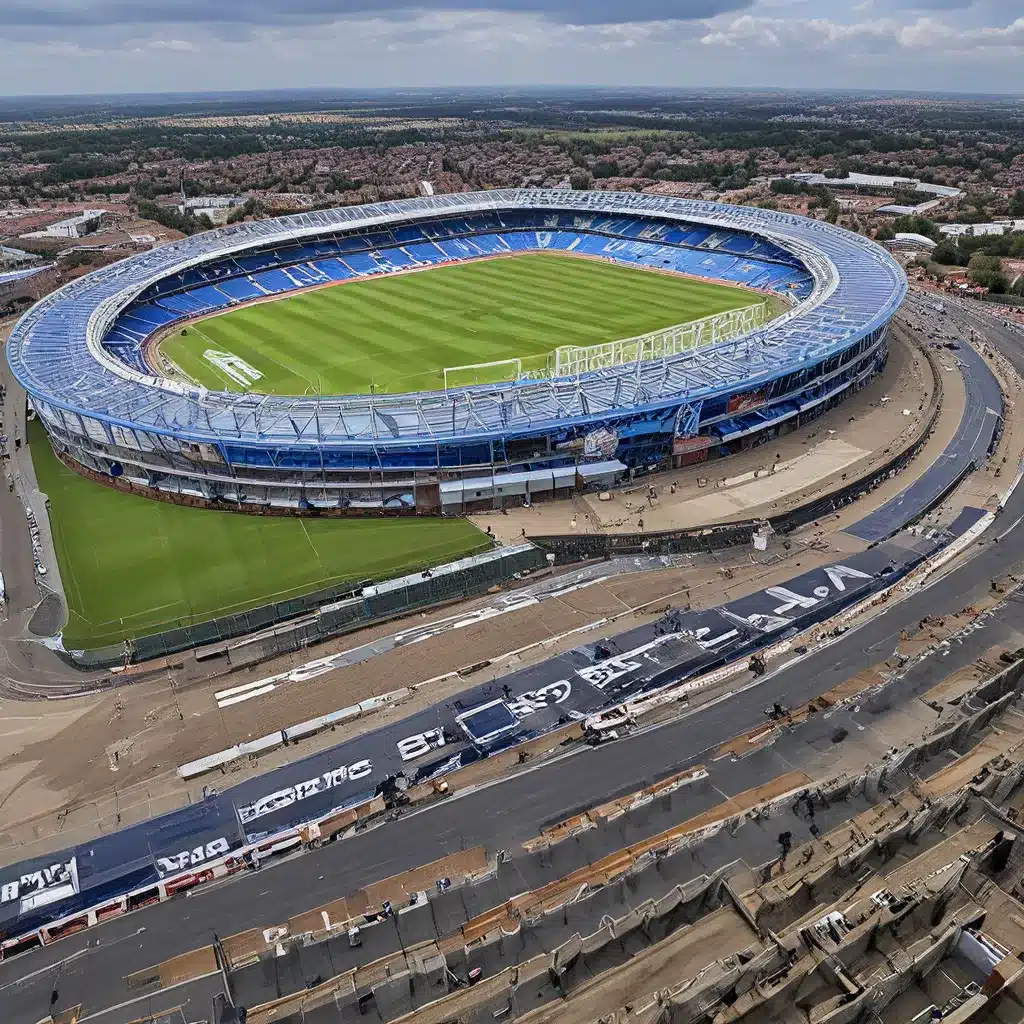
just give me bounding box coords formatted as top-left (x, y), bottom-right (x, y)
top-left (8, 190), bottom-right (906, 514)
top-left (103, 213), bottom-right (815, 376)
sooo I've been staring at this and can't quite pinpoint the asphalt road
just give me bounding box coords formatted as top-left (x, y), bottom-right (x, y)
top-left (4, 536), bottom-right (1024, 1024)
top-left (846, 338), bottom-right (1002, 542)
top-left (5, 302), bottom-right (1024, 1023)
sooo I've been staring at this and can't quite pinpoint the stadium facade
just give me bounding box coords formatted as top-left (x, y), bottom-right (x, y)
top-left (7, 189), bottom-right (906, 515)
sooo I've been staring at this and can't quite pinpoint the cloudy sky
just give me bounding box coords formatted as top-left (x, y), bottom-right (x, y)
top-left (0, 0), bottom-right (1021, 96)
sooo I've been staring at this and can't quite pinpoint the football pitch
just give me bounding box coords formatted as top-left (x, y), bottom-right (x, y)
top-left (29, 420), bottom-right (489, 650)
top-left (160, 253), bottom-right (756, 395)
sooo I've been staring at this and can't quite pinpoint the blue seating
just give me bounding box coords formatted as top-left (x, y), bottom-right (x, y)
top-left (233, 252), bottom-right (282, 273)
top-left (343, 253), bottom-right (383, 276)
top-left (158, 294), bottom-right (203, 316)
top-left (251, 268), bottom-right (294, 293)
top-left (394, 225), bottom-right (428, 244)
top-left (125, 304), bottom-right (176, 329)
top-left (362, 230), bottom-right (397, 249)
top-left (190, 285), bottom-right (232, 310)
top-left (104, 210), bottom-right (814, 368)
top-left (218, 278), bottom-right (263, 301)
top-left (312, 258), bottom-right (355, 282)
top-left (403, 241), bottom-right (448, 264)
top-left (378, 249), bottom-right (419, 270)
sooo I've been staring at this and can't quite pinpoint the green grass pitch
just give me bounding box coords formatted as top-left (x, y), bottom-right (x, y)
top-left (29, 420), bottom-right (489, 650)
top-left (160, 253), bottom-right (756, 395)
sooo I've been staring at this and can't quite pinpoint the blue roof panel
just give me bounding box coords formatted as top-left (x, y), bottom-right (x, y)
top-left (7, 190), bottom-right (906, 449)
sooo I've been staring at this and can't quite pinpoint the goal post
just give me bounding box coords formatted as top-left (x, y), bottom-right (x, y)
top-left (443, 357), bottom-right (522, 391)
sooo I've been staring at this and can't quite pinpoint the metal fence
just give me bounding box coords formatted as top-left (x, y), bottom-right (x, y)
top-left (64, 543), bottom-right (547, 669)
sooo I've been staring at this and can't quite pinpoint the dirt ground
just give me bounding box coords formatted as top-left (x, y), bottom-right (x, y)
top-left (0, 324), bottom-right (1016, 870)
top-left (474, 328), bottom-right (934, 542)
top-left (0, 548), bottom-right (845, 864)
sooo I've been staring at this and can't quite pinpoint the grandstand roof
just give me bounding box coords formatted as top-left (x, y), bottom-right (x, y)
top-left (891, 232), bottom-right (937, 250)
top-left (0, 263), bottom-right (52, 287)
top-left (7, 189), bottom-right (906, 447)
top-left (787, 172), bottom-right (962, 199)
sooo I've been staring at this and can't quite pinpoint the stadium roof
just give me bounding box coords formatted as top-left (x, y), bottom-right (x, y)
top-left (7, 189), bottom-right (907, 448)
top-left (788, 172), bottom-right (962, 199)
top-left (0, 263), bottom-right (52, 287)
top-left (892, 232), bottom-right (937, 249)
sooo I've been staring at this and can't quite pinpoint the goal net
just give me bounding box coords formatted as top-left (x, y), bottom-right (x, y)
top-left (443, 357), bottom-right (522, 391)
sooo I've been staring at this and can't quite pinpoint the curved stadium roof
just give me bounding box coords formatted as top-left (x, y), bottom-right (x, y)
top-left (6, 189), bottom-right (907, 448)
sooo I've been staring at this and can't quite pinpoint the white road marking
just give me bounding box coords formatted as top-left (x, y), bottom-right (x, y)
top-left (213, 575), bottom-right (603, 709)
top-left (997, 514), bottom-right (1024, 542)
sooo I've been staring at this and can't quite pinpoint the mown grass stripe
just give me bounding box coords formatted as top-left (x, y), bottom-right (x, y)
top-left (29, 418), bottom-right (489, 649)
top-left (163, 252), bottom-right (758, 396)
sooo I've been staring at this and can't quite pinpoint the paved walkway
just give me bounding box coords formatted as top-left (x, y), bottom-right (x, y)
top-left (0, 325), bottom-right (78, 696)
top-left (0, 327), bottom-right (65, 620)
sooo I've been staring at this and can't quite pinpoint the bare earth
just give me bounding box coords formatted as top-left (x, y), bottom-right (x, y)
top-left (475, 329), bottom-right (935, 542)
top-left (0, 325), bottom-right (1017, 870)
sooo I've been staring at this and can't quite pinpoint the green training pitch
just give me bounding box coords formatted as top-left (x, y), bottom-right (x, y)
top-left (160, 252), bottom-right (756, 395)
top-left (29, 421), bottom-right (488, 650)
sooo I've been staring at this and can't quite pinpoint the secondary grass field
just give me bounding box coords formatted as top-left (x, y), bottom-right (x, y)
top-left (29, 421), bottom-right (488, 650)
top-left (160, 252), bottom-right (755, 395)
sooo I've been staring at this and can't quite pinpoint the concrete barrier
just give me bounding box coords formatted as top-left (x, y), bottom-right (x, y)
top-left (179, 687), bottom-right (412, 779)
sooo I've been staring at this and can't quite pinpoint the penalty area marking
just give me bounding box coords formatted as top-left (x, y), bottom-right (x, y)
top-left (187, 319), bottom-right (319, 393)
top-left (202, 348), bottom-right (263, 389)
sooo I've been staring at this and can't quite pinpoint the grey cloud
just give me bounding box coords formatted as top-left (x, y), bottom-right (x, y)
top-left (0, 0), bottom-right (751, 29)
top-left (882, 0), bottom-right (1019, 14)
top-left (884, 0), bottom-right (974, 8)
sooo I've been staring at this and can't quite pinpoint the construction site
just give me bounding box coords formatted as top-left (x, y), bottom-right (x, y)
top-left (3, 295), bottom-right (1024, 1024)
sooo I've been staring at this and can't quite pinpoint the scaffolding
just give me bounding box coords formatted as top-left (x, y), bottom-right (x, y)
top-left (551, 302), bottom-right (771, 378)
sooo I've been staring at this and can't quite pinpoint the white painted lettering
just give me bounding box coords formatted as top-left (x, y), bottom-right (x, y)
top-left (0, 859), bottom-right (78, 905)
top-left (578, 658), bottom-right (642, 690)
top-left (155, 837), bottom-right (235, 877)
top-left (766, 585), bottom-right (820, 616)
top-left (507, 680), bottom-right (573, 717)
top-left (823, 565), bottom-right (873, 592)
top-left (236, 758), bottom-right (374, 825)
top-left (397, 729), bottom-right (447, 762)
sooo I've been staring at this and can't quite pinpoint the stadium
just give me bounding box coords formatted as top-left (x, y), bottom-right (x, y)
top-left (7, 189), bottom-right (906, 515)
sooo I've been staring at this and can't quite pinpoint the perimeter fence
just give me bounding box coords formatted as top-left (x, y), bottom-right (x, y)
top-left (64, 543), bottom-right (547, 669)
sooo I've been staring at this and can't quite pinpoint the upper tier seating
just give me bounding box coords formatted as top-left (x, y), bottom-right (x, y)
top-left (108, 211), bottom-right (814, 370)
